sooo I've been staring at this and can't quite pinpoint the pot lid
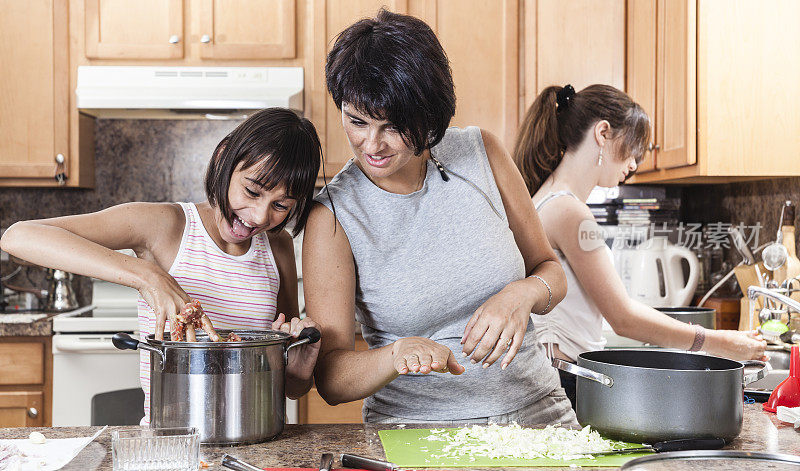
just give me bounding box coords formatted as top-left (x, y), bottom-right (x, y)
top-left (146, 329), bottom-right (291, 348)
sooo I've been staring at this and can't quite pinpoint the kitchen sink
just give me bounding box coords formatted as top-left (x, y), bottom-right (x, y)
top-left (766, 349), bottom-right (791, 370)
top-left (745, 349), bottom-right (791, 399)
top-left (747, 369), bottom-right (789, 391)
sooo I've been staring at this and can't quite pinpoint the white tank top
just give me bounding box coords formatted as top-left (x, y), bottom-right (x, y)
top-left (532, 191), bottom-right (608, 361)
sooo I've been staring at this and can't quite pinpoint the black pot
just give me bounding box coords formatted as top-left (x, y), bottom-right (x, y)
top-left (554, 349), bottom-right (767, 443)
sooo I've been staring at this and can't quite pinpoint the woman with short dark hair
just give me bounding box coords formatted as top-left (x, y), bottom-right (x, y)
top-left (303, 9), bottom-right (576, 424)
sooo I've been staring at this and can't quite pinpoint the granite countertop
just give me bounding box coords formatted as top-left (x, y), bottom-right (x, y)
top-left (0, 312), bottom-right (53, 336)
top-left (2, 405), bottom-right (799, 470)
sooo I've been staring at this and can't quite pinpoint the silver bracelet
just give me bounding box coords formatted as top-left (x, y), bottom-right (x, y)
top-left (531, 275), bottom-right (552, 314)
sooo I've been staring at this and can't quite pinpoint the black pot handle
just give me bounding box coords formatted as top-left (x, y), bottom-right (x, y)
top-left (652, 438), bottom-right (726, 453)
top-left (111, 332), bottom-right (165, 367)
top-left (284, 327), bottom-right (322, 365)
top-left (297, 327), bottom-right (322, 344)
top-left (112, 332), bottom-right (140, 351)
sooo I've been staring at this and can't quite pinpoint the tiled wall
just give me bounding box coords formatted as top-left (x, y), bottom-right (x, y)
top-left (0, 119), bottom-right (240, 304)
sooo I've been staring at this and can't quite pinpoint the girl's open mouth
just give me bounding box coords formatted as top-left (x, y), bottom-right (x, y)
top-left (230, 215), bottom-right (256, 239)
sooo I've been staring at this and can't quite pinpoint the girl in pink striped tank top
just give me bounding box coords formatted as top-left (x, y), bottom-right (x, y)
top-left (1, 109), bottom-right (324, 425)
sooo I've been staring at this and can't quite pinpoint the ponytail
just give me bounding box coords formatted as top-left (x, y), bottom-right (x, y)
top-left (513, 86), bottom-right (564, 196)
top-left (513, 84), bottom-right (651, 196)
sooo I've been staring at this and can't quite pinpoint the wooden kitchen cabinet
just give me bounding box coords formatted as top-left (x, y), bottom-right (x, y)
top-left (0, 337), bottom-right (53, 427)
top-left (523, 0), bottom-right (626, 105)
top-left (197, 0), bottom-right (296, 60)
top-left (630, 0), bottom-right (800, 183)
top-left (0, 0), bottom-right (92, 188)
top-left (83, 0), bottom-right (295, 61)
top-left (0, 392), bottom-right (45, 427)
top-left (84, 0), bottom-right (184, 59)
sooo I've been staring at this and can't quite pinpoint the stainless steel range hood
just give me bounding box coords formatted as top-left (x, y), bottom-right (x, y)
top-left (76, 66), bottom-right (303, 119)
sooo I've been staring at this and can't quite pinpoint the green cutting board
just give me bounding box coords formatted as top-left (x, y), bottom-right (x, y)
top-left (378, 428), bottom-right (651, 468)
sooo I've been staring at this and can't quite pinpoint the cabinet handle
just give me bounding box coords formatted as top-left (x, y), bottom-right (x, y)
top-left (168, 35), bottom-right (180, 44)
top-left (200, 34), bottom-right (211, 44)
top-left (54, 153), bottom-right (67, 186)
top-left (27, 408), bottom-right (38, 419)
top-left (647, 143), bottom-right (661, 152)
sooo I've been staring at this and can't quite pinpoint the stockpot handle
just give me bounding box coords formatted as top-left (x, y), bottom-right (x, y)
top-left (284, 327), bottom-right (322, 364)
top-left (742, 360), bottom-right (771, 386)
top-left (112, 332), bottom-right (166, 364)
top-left (552, 359), bottom-right (614, 388)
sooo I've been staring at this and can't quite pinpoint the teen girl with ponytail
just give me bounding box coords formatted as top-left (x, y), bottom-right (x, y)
top-left (514, 84), bottom-right (766, 409)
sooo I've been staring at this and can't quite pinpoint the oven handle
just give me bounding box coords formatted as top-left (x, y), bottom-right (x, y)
top-left (54, 335), bottom-right (141, 353)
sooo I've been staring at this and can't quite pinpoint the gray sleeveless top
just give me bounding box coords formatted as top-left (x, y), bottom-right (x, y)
top-left (314, 126), bottom-right (560, 420)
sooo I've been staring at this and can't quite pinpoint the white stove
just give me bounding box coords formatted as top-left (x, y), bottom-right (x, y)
top-left (52, 280), bottom-right (141, 426)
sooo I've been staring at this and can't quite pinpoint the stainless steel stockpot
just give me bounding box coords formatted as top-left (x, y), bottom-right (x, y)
top-left (656, 306), bottom-right (716, 330)
top-left (112, 328), bottom-right (320, 445)
top-left (554, 349), bottom-right (768, 443)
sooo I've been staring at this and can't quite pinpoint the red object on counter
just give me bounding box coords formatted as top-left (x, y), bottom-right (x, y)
top-left (764, 345), bottom-right (800, 412)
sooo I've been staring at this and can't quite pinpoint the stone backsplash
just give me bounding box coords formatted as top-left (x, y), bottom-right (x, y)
top-left (682, 178), bottom-right (800, 261)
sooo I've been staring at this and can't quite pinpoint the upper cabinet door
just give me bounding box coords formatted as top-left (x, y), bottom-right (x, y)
top-left (425, 0), bottom-right (520, 149)
top-left (626, 0), bottom-right (657, 173)
top-left (198, 0), bottom-right (297, 60)
top-left (84, 0), bottom-right (184, 59)
top-left (655, 0), bottom-right (696, 169)
top-left (0, 0), bottom-right (69, 185)
top-left (531, 0), bottom-right (625, 97)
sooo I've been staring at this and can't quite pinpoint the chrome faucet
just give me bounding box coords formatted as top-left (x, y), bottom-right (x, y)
top-left (748, 286), bottom-right (800, 314)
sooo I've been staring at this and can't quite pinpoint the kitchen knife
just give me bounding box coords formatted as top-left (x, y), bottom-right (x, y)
top-left (222, 453), bottom-right (264, 471)
top-left (320, 453), bottom-right (334, 471)
top-left (340, 453), bottom-right (397, 471)
top-left (590, 437), bottom-right (726, 456)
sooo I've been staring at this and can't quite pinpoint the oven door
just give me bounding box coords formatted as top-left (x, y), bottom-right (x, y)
top-left (52, 333), bottom-right (141, 426)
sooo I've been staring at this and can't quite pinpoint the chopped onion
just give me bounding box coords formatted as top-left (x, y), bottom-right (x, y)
top-left (424, 423), bottom-right (621, 461)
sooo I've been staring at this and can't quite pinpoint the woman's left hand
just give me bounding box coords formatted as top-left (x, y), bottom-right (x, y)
top-left (273, 313), bottom-right (322, 381)
top-left (461, 281), bottom-right (532, 370)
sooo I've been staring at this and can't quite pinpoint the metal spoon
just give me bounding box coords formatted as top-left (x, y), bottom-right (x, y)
top-left (763, 205), bottom-right (789, 271)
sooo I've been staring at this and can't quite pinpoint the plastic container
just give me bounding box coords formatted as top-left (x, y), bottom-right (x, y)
top-left (111, 427), bottom-right (200, 471)
top-left (764, 345), bottom-right (800, 413)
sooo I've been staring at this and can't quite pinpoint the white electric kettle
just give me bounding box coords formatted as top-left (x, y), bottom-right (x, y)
top-left (614, 236), bottom-right (700, 307)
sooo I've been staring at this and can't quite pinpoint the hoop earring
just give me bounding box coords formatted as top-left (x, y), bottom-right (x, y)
top-left (597, 146), bottom-right (604, 166)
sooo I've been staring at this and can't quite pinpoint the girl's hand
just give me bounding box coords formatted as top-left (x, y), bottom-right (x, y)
top-left (137, 263), bottom-right (219, 341)
top-left (705, 329), bottom-right (768, 361)
top-left (461, 282), bottom-right (532, 370)
top-left (391, 337), bottom-right (465, 375)
top-left (273, 313), bottom-right (322, 382)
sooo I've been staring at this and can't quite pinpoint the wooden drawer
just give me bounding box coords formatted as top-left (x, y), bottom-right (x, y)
top-left (0, 342), bottom-right (44, 385)
top-left (0, 391), bottom-right (44, 427)
top-left (301, 389), bottom-right (364, 424)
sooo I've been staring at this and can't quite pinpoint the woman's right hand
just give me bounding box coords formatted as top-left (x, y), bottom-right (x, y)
top-left (705, 329), bottom-right (767, 361)
top-left (137, 264), bottom-right (218, 341)
top-left (391, 337), bottom-right (466, 375)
